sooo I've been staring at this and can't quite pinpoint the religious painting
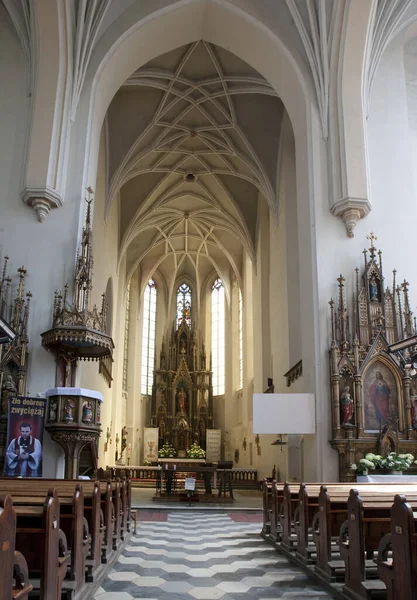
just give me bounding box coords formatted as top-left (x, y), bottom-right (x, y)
top-left (363, 361), bottom-right (400, 431)
top-left (143, 427), bottom-right (159, 462)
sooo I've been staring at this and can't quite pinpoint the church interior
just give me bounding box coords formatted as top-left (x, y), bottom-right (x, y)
top-left (4, 2), bottom-right (417, 599)
top-left (2, 0), bottom-right (417, 484)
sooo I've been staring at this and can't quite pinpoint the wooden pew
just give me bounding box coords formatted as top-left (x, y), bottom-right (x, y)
top-left (8, 486), bottom-right (90, 594)
top-left (376, 494), bottom-right (417, 600)
top-left (339, 488), bottom-right (417, 600)
top-left (261, 479), bottom-right (273, 536)
top-left (0, 495), bottom-right (33, 600)
top-left (13, 489), bottom-right (71, 600)
top-left (0, 478), bottom-right (109, 567)
top-left (270, 480), bottom-right (284, 544)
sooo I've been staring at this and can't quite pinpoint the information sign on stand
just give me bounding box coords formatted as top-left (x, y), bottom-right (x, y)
top-left (185, 477), bottom-right (196, 491)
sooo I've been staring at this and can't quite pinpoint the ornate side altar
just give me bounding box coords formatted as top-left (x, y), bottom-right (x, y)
top-left (150, 315), bottom-right (213, 456)
top-left (330, 234), bottom-right (417, 480)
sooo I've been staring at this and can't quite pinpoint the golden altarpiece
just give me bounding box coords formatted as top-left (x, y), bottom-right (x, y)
top-left (150, 315), bottom-right (214, 456)
top-left (330, 234), bottom-right (417, 480)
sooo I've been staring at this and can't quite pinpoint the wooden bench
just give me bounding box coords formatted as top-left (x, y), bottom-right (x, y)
top-left (376, 494), bottom-right (417, 600)
top-left (0, 478), bottom-right (104, 571)
top-left (6, 486), bottom-right (91, 594)
top-left (261, 479), bottom-right (273, 536)
top-left (269, 480), bottom-right (284, 544)
top-left (339, 488), bottom-right (417, 600)
top-left (11, 489), bottom-right (71, 600)
top-left (0, 495), bottom-right (33, 600)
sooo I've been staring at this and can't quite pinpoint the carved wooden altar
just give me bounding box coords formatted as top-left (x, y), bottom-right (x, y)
top-left (330, 234), bottom-right (417, 480)
top-left (150, 315), bottom-right (213, 455)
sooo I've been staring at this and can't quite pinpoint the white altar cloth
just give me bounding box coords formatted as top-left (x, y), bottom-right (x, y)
top-left (357, 474), bottom-right (417, 483)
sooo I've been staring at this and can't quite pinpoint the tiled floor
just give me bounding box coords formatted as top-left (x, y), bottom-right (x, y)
top-left (94, 511), bottom-right (333, 600)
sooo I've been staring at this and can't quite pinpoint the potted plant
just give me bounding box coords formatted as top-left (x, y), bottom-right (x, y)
top-left (379, 452), bottom-right (416, 475)
top-left (351, 453), bottom-right (382, 476)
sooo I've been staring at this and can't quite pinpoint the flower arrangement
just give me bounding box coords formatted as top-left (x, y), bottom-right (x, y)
top-left (158, 442), bottom-right (177, 458)
top-left (186, 442), bottom-right (206, 459)
top-left (379, 452), bottom-right (416, 473)
top-left (351, 453), bottom-right (382, 475)
top-left (351, 452), bottom-right (416, 475)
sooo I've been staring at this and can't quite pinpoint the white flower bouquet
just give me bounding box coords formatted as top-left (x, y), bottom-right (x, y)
top-left (158, 442), bottom-right (177, 458)
top-left (186, 442), bottom-right (206, 459)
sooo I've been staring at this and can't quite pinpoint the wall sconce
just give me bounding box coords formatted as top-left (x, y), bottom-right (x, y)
top-left (242, 437), bottom-right (247, 452)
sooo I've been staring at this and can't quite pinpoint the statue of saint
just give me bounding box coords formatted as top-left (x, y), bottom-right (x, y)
top-left (1, 374), bottom-right (17, 414)
top-left (82, 400), bottom-right (93, 424)
top-left (177, 387), bottom-right (187, 413)
top-left (63, 398), bottom-right (75, 423)
top-left (340, 386), bottom-right (354, 425)
top-left (369, 275), bottom-right (379, 302)
top-left (158, 416), bottom-right (166, 441)
top-left (48, 399), bottom-right (57, 422)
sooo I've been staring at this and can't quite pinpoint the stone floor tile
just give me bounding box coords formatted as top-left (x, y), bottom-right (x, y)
top-left (159, 581), bottom-right (194, 593)
top-left (93, 594), bottom-right (133, 600)
top-left (187, 568), bottom-right (217, 577)
top-left (188, 588), bottom-right (226, 599)
top-left (108, 572), bottom-right (141, 582)
top-left (216, 581), bottom-right (251, 593)
top-left (131, 576), bottom-right (166, 587)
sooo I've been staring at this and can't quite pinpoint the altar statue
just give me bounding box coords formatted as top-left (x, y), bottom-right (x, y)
top-left (177, 387), bottom-right (187, 413)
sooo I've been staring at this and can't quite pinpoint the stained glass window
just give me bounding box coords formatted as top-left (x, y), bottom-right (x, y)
top-left (176, 282), bottom-right (192, 328)
top-left (239, 288), bottom-right (243, 390)
top-left (141, 279), bottom-right (157, 395)
top-left (212, 278), bottom-right (225, 395)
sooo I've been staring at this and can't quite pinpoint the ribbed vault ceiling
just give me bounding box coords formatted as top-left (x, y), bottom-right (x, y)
top-left (107, 41), bottom-right (284, 296)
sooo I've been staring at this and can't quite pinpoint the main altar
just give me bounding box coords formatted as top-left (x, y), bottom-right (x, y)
top-left (150, 314), bottom-right (214, 455)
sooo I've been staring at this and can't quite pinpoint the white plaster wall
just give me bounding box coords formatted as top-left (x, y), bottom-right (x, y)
top-left (311, 32), bottom-right (417, 482)
top-left (0, 9), bottom-right (82, 477)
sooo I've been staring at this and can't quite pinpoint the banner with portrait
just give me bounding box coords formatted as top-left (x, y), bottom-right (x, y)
top-left (3, 396), bottom-right (47, 477)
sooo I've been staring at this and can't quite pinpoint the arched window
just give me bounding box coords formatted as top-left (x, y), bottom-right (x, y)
top-left (239, 288), bottom-right (243, 390)
top-left (176, 282), bottom-right (191, 328)
top-left (141, 279), bottom-right (157, 395)
top-left (212, 278), bottom-right (225, 395)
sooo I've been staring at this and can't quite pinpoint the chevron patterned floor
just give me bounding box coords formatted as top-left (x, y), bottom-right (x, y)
top-left (94, 512), bottom-right (333, 600)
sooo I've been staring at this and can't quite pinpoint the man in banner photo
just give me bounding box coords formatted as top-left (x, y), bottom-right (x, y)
top-left (4, 396), bottom-right (46, 477)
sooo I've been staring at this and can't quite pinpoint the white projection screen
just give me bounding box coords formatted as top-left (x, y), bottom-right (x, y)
top-left (252, 393), bottom-right (316, 434)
